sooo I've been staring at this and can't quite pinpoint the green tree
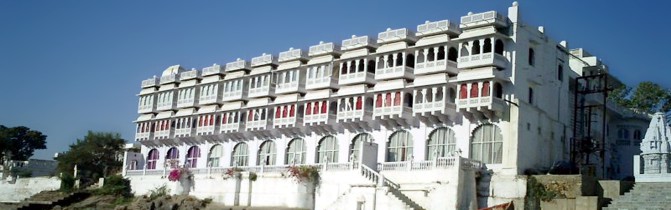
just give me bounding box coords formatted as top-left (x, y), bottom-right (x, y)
top-left (0, 125), bottom-right (47, 163)
top-left (609, 81), bottom-right (671, 113)
top-left (56, 131), bottom-right (125, 180)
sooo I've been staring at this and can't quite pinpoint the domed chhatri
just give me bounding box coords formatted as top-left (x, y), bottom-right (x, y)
top-left (635, 112), bottom-right (671, 182)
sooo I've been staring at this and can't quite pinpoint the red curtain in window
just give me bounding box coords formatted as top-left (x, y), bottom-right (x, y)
top-left (167, 120), bottom-right (171, 129)
top-left (276, 107), bottom-right (282, 118)
top-left (160, 121), bottom-right (165, 130)
top-left (460, 84), bottom-right (468, 99)
top-left (209, 115), bottom-right (214, 125)
top-left (306, 103), bottom-right (312, 115)
top-left (198, 116), bottom-right (203, 126)
top-left (283, 105), bottom-right (288, 117)
top-left (376, 94), bottom-right (383, 108)
top-left (321, 101), bottom-right (327, 113)
top-left (222, 113), bottom-right (227, 124)
top-left (290, 105), bottom-right (295, 117)
top-left (470, 83), bottom-right (479, 98)
top-left (248, 110), bottom-right (254, 121)
top-left (313, 102), bottom-right (319, 114)
top-left (385, 93), bottom-right (392, 107)
top-left (394, 92), bottom-right (401, 106)
top-left (482, 81), bottom-right (490, 97)
top-left (356, 96), bottom-right (363, 110)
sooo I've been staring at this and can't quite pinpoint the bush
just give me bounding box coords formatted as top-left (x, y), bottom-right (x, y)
top-left (148, 184), bottom-right (169, 201)
top-left (95, 175), bottom-right (132, 197)
top-left (11, 168), bottom-right (32, 178)
top-left (60, 173), bottom-right (76, 192)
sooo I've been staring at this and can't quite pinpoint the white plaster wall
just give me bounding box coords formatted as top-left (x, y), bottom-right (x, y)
top-left (0, 177), bottom-right (61, 202)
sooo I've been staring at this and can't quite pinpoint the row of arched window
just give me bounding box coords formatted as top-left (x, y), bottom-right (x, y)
top-left (143, 124), bottom-right (504, 169)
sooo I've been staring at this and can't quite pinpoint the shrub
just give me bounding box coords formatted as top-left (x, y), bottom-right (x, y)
top-left (148, 184), bottom-right (169, 201)
top-left (60, 173), bottom-right (76, 192)
top-left (95, 175), bottom-right (132, 197)
top-left (287, 165), bottom-right (319, 183)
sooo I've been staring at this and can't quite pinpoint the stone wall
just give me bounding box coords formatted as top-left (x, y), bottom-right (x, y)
top-left (0, 177), bottom-right (61, 202)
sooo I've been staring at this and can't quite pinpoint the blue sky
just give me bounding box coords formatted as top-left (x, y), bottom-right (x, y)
top-left (1, 1), bottom-right (669, 160)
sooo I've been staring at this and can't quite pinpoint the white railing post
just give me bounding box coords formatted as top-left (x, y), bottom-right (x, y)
top-left (378, 173), bottom-right (385, 187)
top-left (143, 164), bottom-right (147, 176)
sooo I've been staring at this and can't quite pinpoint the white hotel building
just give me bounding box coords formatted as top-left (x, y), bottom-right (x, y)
top-left (124, 2), bottom-right (649, 209)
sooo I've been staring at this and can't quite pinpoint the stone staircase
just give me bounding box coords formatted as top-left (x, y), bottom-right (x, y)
top-left (604, 182), bottom-right (671, 210)
top-left (9, 190), bottom-right (90, 210)
top-left (359, 165), bottom-right (425, 210)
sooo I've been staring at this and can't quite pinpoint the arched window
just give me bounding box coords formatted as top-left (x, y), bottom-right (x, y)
top-left (166, 147), bottom-right (180, 168)
top-left (208, 144), bottom-right (223, 167)
top-left (470, 83), bottom-right (479, 98)
top-left (321, 101), bottom-right (327, 113)
top-left (557, 65), bottom-right (564, 81)
top-left (367, 60), bottom-right (376, 73)
top-left (460, 84), bottom-right (468, 99)
top-left (248, 110), bottom-right (255, 121)
top-left (437, 46), bottom-right (446, 60)
top-left (257, 140), bottom-right (276, 166)
top-left (394, 92), bottom-right (401, 106)
top-left (286, 138), bottom-right (306, 164)
top-left (470, 124), bottom-right (503, 164)
top-left (417, 49), bottom-right (425, 63)
top-left (617, 128), bottom-right (630, 140)
top-left (427, 48), bottom-right (435, 62)
top-left (283, 105), bottom-right (289, 118)
top-left (448, 47), bottom-right (458, 62)
top-left (231, 142), bottom-right (248, 167)
top-left (313, 102), bottom-right (319, 114)
top-left (528, 48), bottom-right (535, 66)
top-left (341, 62), bottom-right (348, 74)
top-left (186, 146), bottom-right (200, 168)
top-left (356, 96), bottom-right (363, 110)
top-left (436, 88), bottom-right (444, 101)
top-left (482, 81), bottom-right (491, 97)
top-left (386, 54), bottom-right (393, 68)
top-left (358, 59), bottom-right (365, 72)
top-left (317, 136), bottom-right (338, 163)
top-left (385, 93), bottom-right (392, 107)
top-left (460, 44), bottom-right (470, 57)
top-left (376, 94), bottom-right (383, 108)
top-left (472, 40), bottom-right (481, 55)
top-left (415, 91), bottom-right (424, 104)
top-left (483, 38), bottom-right (492, 53)
top-left (349, 60), bottom-right (356, 74)
top-left (147, 149), bottom-right (159, 170)
top-left (290, 105), bottom-right (296, 117)
top-left (495, 40), bottom-right (504, 55)
top-left (377, 57), bottom-right (384, 69)
top-left (350, 133), bottom-right (374, 162)
top-left (426, 128), bottom-right (457, 160)
top-left (405, 53), bottom-right (414, 68)
top-left (306, 103), bottom-right (312, 115)
top-left (387, 130), bottom-right (413, 162)
top-left (494, 83), bottom-right (503, 99)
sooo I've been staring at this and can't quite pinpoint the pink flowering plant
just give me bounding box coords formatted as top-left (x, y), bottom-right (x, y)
top-left (166, 160), bottom-right (192, 182)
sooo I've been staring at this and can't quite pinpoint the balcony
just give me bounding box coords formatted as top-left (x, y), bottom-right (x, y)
top-left (135, 132), bottom-right (152, 141)
top-left (246, 120), bottom-right (269, 131)
top-left (180, 69), bottom-right (200, 80)
top-left (415, 60), bottom-right (458, 75)
top-left (275, 81), bottom-right (303, 94)
top-left (413, 97), bottom-right (457, 124)
top-left (416, 20), bottom-right (461, 37)
top-left (222, 90), bottom-right (244, 101)
top-left (248, 85), bottom-right (274, 98)
top-left (141, 77), bottom-right (159, 88)
top-left (306, 76), bottom-right (338, 90)
top-left (337, 109), bottom-right (372, 122)
top-left (457, 96), bottom-right (506, 117)
top-left (342, 35), bottom-right (377, 51)
top-left (174, 127), bottom-right (193, 137)
top-left (154, 129), bottom-right (172, 139)
top-left (339, 72), bottom-right (375, 86)
top-left (160, 74), bottom-right (179, 84)
top-left (220, 122), bottom-right (240, 133)
top-left (459, 11), bottom-right (508, 29)
top-left (454, 66), bottom-right (508, 83)
top-left (156, 101), bottom-right (175, 111)
top-left (377, 28), bottom-right (416, 44)
top-left (251, 53), bottom-right (275, 67)
top-left (375, 66), bottom-right (414, 80)
top-left (176, 98), bottom-right (196, 108)
top-left (373, 105), bottom-right (412, 119)
top-left (138, 104), bottom-right (154, 113)
top-left (278, 48), bottom-right (307, 63)
top-left (199, 94), bottom-right (218, 105)
top-left (303, 113), bottom-right (335, 125)
top-left (274, 116), bottom-right (302, 128)
top-left (203, 64), bottom-right (225, 76)
top-left (308, 42), bottom-right (338, 57)
top-left (196, 125), bottom-right (217, 135)
top-left (457, 52), bottom-right (508, 69)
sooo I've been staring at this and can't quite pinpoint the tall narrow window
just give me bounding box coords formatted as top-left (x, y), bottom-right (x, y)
top-left (147, 149), bottom-right (159, 170)
top-left (231, 143), bottom-right (248, 167)
top-left (460, 84), bottom-right (468, 99)
top-left (385, 93), bottom-right (392, 107)
top-left (470, 83), bottom-right (479, 98)
top-left (166, 147), bottom-right (180, 168)
top-left (313, 102), bottom-right (319, 114)
top-left (283, 105), bottom-right (288, 118)
top-left (495, 40), bottom-right (504, 55)
top-left (248, 110), bottom-right (254, 121)
top-left (528, 87), bottom-right (534, 105)
top-left (482, 82), bottom-right (491, 97)
top-left (437, 46), bottom-right (446, 60)
top-left (557, 64), bottom-right (564, 81)
top-left (528, 48), bottom-right (535, 66)
top-left (186, 146), bottom-right (200, 168)
top-left (290, 105), bottom-right (295, 117)
top-left (321, 101), bottom-right (327, 113)
top-left (472, 40), bottom-right (481, 55)
top-left (376, 94), bottom-right (383, 107)
top-left (286, 138), bottom-right (307, 164)
top-left (387, 130), bottom-right (413, 162)
top-left (483, 38), bottom-right (492, 53)
top-left (317, 136), bottom-right (338, 163)
top-left (356, 96), bottom-right (363, 110)
top-left (306, 103), bottom-right (312, 115)
top-left (427, 48), bottom-right (435, 62)
top-left (394, 92), bottom-right (401, 106)
top-left (257, 140), bottom-right (276, 166)
top-left (470, 124), bottom-right (503, 164)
